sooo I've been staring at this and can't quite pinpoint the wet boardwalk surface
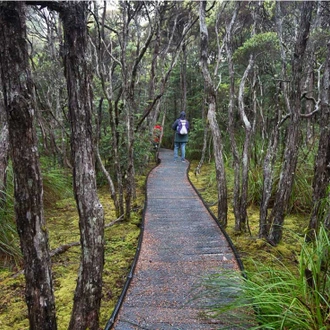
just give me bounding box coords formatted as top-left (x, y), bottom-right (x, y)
top-left (109, 149), bottom-right (243, 329)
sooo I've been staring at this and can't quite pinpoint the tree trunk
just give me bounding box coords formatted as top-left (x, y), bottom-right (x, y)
top-left (58, 3), bottom-right (105, 329)
top-left (195, 95), bottom-right (208, 175)
top-left (259, 82), bottom-right (282, 238)
top-left (224, 2), bottom-right (240, 230)
top-left (236, 55), bottom-right (255, 232)
top-left (303, 1), bottom-right (321, 146)
top-left (0, 3), bottom-right (57, 329)
top-left (94, 2), bottom-right (124, 216)
top-left (0, 121), bottom-right (9, 205)
top-left (308, 40), bottom-right (330, 238)
top-left (181, 42), bottom-right (188, 113)
top-left (199, 1), bottom-right (227, 226)
top-left (259, 1), bottom-right (287, 238)
top-left (268, 1), bottom-right (313, 245)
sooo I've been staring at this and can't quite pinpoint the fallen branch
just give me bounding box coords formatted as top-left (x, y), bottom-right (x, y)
top-left (12, 215), bottom-right (126, 278)
top-left (105, 214), bottom-right (124, 228)
top-left (49, 215), bottom-right (125, 257)
top-left (50, 242), bottom-right (80, 257)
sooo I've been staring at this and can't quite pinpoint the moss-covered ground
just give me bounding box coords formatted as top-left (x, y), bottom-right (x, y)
top-left (0, 173), bottom-right (147, 329)
top-left (188, 160), bottom-right (309, 275)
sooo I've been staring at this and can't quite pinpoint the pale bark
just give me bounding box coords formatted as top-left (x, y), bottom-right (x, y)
top-left (194, 98), bottom-right (208, 175)
top-left (236, 55), bottom-right (255, 232)
top-left (96, 144), bottom-right (119, 214)
top-left (93, 5), bottom-right (124, 216)
top-left (200, 1), bottom-right (227, 226)
top-left (259, 1), bottom-right (286, 238)
top-left (224, 2), bottom-right (241, 230)
top-left (0, 121), bottom-right (9, 205)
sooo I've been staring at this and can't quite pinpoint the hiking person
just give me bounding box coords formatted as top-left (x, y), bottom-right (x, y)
top-left (172, 111), bottom-right (190, 162)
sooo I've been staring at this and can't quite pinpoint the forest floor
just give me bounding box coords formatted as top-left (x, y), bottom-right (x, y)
top-left (0, 159), bottom-right (309, 329)
top-left (188, 160), bottom-right (309, 275)
top-left (0, 172), bottom-right (148, 329)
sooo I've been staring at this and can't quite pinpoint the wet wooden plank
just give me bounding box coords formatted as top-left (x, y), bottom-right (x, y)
top-left (109, 149), bottom-right (244, 329)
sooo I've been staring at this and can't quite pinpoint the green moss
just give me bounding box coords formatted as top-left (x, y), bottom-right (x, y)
top-left (0, 272), bottom-right (28, 329)
top-left (0, 180), bottom-right (144, 329)
top-left (189, 160), bottom-right (309, 275)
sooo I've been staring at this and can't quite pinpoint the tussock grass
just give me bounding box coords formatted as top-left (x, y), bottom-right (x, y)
top-left (201, 226), bottom-right (330, 330)
top-left (189, 157), bottom-right (329, 329)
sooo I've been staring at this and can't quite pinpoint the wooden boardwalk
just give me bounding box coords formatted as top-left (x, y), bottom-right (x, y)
top-left (106, 149), bottom-right (244, 329)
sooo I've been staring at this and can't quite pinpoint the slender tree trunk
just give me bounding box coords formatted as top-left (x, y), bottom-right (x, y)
top-left (259, 84), bottom-right (282, 238)
top-left (308, 40), bottom-right (330, 238)
top-left (149, 15), bottom-right (160, 128)
top-left (237, 55), bottom-right (255, 232)
top-left (111, 96), bottom-right (125, 216)
top-left (0, 3), bottom-right (57, 329)
top-left (94, 2), bottom-right (124, 216)
top-left (95, 143), bottom-right (119, 214)
top-left (259, 1), bottom-right (287, 238)
top-left (268, 1), bottom-right (313, 245)
top-left (303, 1), bottom-right (321, 146)
top-left (121, 3), bottom-right (134, 219)
top-left (0, 121), bottom-right (9, 205)
top-left (57, 3), bottom-right (105, 329)
top-left (195, 95), bottom-right (208, 175)
top-left (199, 1), bottom-right (227, 226)
top-left (181, 43), bottom-right (187, 113)
top-left (224, 2), bottom-right (240, 230)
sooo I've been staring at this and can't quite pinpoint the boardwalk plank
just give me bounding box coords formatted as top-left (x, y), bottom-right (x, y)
top-left (109, 149), bottom-right (244, 329)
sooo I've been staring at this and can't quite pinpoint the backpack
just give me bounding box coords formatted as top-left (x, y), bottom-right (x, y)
top-left (177, 119), bottom-right (188, 135)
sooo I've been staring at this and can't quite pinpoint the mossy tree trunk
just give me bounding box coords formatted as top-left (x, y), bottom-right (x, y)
top-left (0, 2), bottom-right (57, 329)
top-left (268, 1), bottom-right (313, 245)
top-left (308, 40), bottom-right (330, 237)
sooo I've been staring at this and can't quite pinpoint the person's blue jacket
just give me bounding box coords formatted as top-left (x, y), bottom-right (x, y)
top-left (172, 111), bottom-right (189, 143)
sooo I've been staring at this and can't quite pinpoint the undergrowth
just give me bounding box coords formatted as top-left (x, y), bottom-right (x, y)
top-left (0, 168), bottom-right (148, 329)
top-left (188, 160), bottom-right (329, 329)
top-left (188, 160), bottom-right (309, 273)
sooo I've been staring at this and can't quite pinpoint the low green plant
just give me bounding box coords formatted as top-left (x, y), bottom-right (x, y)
top-left (0, 166), bottom-right (21, 266)
top-left (0, 159), bottom-right (72, 266)
top-left (201, 226), bottom-right (330, 329)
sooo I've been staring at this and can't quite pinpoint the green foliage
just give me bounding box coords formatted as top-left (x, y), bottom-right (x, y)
top-left (186, 118), bottom-right (207, 160)
top-left (201, 226), bottom-right (330, 330)
top-left (40, 157), bottom-right (73, 207)
top-left (246, 138), bottom-right (314, 213)
top-left (133, 130), bottom-right (155, 174)
top-left (0, 159), bottom-right (72, 267)
top-left (264, 0), bottom-right (276, 19)
top-left (0, 166), bottom-right (21, 266)
top-left (289, 161), bottom-right (313, 214)
top-left (298, 226), bottom-right (330, 328)
top-left (233, 32), bottom-right (280, 62)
